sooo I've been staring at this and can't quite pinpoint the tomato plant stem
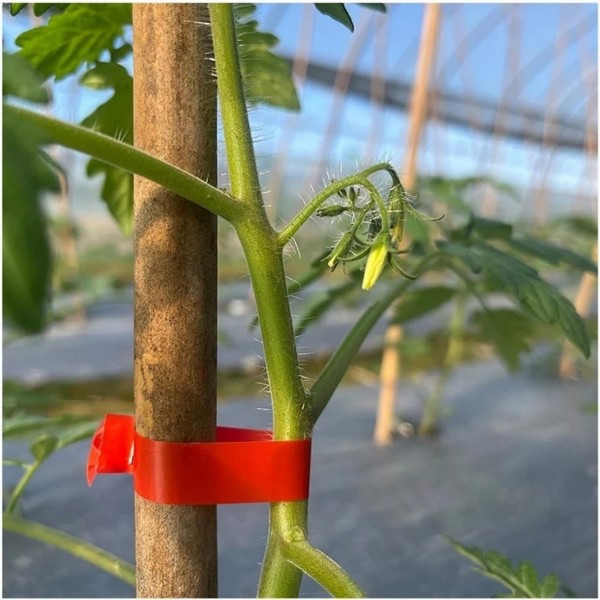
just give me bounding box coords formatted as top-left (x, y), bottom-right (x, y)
top-left (418, 286), bottom-right (466, 436)
top-left (209, 3), bottom-right (263, 205)
top-left (3, 514), bottom-right (135, 586)
top-left (3, 105), bottom-right (240, 222)
top-left (5, 463), bottom-right (39, 514)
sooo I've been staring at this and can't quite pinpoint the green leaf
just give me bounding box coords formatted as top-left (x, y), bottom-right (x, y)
top-left (446, 537), bottom-right (562, 598)
top-left (109, 42), bottom-right (132, 63)
top-left (549, 215), bottom-right (597, 239)
top-left (3, 52), bottom-right (50, 103)
top-left (397, 336), bottom-right (430, 357)
top-left (3, 411), bottom-right (94, 440)
top-left (86, 161), bottom-right (133, 234)
top-left (506, 238), bottom-right (597, 274)
top-left (393, 286), bottom-right (455, 325)
top-left (403, 206), bottom-right (433, 245)
top-left (315, 4), bottom-right (354, 32)
top-left (30, 433), bottom-right (59, 462)
top-left (358, 3), bottom-right (386, 13)
top-left (471, 217), bottom-right (513, 241)
top-left (55, 421), bottom-right (97, 448)
top-left (32, 3), bottom-right (66, 17)
top-left (8, 3), bottom-right (28, 16)
top-left (4, 414), bottom-right (58, 438)
top-left (3, 381), bottom-right (61, 416)
top-left (420, 176), bottom-right (519, 217)
top-left (470, 309), bottom-right (534, 372)
top-left (236, 6), bottom-right (300, 111)
top-left (15, 3), bottom-right (132, 81)
top-left (7, 3), bottom-right (68, 16)
top-left (3, 105), bottom-right (58, 332)
top-left (3, 458), bottom-right (29, 468)
top-left (80, 62), bottom-right (133, 234)
top-left (439, 241), bottom-right (591, 358)
top-left (295, 272), bottom-right (361, 337)
top-left (518, 562), bottom-right (541, 596)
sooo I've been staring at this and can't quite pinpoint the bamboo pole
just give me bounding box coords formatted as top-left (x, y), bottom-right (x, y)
top-left (373, 4), bottom-right (442, 446)
top-left (132, 5), bottom-right (218, 597)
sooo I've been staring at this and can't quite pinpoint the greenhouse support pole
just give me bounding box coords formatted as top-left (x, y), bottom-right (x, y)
top-left (132, 4), bottom-right (218, 597)
top-left (374, 4), bottom-right (442, 445)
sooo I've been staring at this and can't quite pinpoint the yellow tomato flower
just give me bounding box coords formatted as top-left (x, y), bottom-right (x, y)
top-left (362, 233), bottom-right (389, 290)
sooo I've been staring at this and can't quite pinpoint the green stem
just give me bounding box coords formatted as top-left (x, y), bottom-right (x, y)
top-left (209, 3), bottom-right (263, 205)
top-left (236, 222), bottom-right (311, 597)
top-left (418, 287), bottom-right (467, 436)
top-left (4, 104), bottom-right (240, 222)
top-left (209, 5), bottom-right (312, 595)
top-left (5, 462), bottom-right (40, 514)
top-left (278, 162), bottom-right (397, 247)
top-left (310, 253), bottom-right (441, 423)
top-left (3, 513), bottom-right (135, 586)
top-left (281, 529), bottom-right (365, 598)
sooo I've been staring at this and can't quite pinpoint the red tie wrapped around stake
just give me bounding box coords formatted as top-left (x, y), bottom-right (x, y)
top-left (87, 414), bottom-right (311, 505)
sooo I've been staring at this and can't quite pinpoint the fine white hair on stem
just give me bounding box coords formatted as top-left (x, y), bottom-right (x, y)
top-left (184, 19), bottom-right (211, 28)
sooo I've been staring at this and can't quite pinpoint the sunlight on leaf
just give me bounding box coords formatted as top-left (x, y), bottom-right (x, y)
top-left (236, 4), bottom-right (300, 111)
top-left (80, 62), bottom-right (133, 234)
top-left (15, 3), bottom-right (131, 80)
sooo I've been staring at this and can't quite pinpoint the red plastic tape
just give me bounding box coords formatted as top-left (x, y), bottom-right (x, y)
top-left (86, 414), bottom-right (311, 505)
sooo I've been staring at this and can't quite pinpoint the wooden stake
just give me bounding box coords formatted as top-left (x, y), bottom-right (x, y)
top-left (373, 4), bottom-right (441, 446)
top-left (132, 5), bottom-right (218, 597)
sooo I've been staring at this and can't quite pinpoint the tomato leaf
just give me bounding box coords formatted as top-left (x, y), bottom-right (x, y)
top-left (8, 3), bottom-right (28, 16)
top-left (236, 5), bottom-right (300, 111)
top-left (358, 3), bottom-right (386, 13)
top-left (439, 241), bottom-right (591, 358)
top-left (294, 271), bottom-right (362, 337)
top-left (3, 54), bottom-right (59, 333)
top-left (447, 537), bottom-right (562, 598)
top-left (3, 52), bottom-right (50, 104)
top-left (470, 308), bottom-right (534, 372)
top-left (393, 286), bottom-right (455, 325)
top-left (315, 4), bottom-right (354, 32)
top-left (470, 217), bottom-right (513, 241)
top-left (80, 62), bottom-right (133, 233)
top-left (506, 238), bottom-right (597, 273)
top-left (30, 434), bottom-right (59, 462)
top-left (15, 3), bottom-right (132, 81)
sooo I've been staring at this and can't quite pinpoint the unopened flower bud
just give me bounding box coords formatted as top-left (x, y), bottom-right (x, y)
top-left (362, 233), bottom-right (389, 290)
top-left (316, 204), bottom-right (349, 217)
top-left (326, 232), bottom-right (354, 269)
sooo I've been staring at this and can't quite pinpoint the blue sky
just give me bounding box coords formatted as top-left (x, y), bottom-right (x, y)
top-left (3, 3), bottom-right (597, 218)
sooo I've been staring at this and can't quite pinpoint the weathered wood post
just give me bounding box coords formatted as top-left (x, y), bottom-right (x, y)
top-left (132, 4), bottom-right (218, 596)
top-left (373, 4), bottom-right (442, 445)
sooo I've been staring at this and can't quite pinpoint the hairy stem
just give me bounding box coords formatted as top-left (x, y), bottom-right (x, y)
top-left (209, 3), bottom-right (263, 206)
top-left (5, 105), bottom-right (240, 222)
top-left (236, 222), bottom-right (311, 597)
top-left (281, 530), bottom-right (365, 597)
top-left (3, 514), bottom-right (135, 586)
top-left (278, 162), bottom-right (398, 246)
